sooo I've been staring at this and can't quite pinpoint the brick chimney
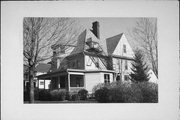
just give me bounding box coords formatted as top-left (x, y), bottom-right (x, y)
top-left (91, 21), bottom-right (100, 39)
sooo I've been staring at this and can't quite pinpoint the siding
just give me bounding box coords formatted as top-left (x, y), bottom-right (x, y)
top-left (85, 73), bottom-right (101, 93)
top-left (85, 72), bottom-right (114, 93)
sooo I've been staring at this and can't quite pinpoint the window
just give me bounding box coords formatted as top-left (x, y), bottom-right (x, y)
top-left (70, 75), bottom-right (84, 87)
top-left (40, 81), bottom-right (44, 85)
top-left (124, 75), bottom-right (129, 81)
top-left (123, 44), bottom-right (126, 53)
top-left (104, 74), bottom-right (110, 84)
top-left (116, 74), bottom-right (121, 81)
top-left (125, 60), bottom-right (128, 70)
top-left (60, 45), bottom-right (65, 54)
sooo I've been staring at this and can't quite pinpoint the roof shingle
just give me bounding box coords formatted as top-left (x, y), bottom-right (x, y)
top-left (106, 33), bottom-right (123, 55)
top-left (35, 63), bottom-right (51, 73)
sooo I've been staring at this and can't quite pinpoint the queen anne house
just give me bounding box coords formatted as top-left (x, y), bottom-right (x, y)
top-left (37, 21), bottom-right (135, 93)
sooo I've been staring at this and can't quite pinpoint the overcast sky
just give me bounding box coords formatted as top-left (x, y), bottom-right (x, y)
top-left (76, 17), bottom-right (140, 49)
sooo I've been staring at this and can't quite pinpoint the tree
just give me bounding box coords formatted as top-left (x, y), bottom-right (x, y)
top-left (130, 18), bottom-right (158, 77)
top-left (23, 17), bottom-right (81, 103)
top-left (130, 49), bottom-right (150, 83)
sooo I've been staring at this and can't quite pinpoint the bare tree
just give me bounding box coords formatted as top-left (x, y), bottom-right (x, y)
top-left (23, 17), bottom-right (81, 103)
top-left (129, 18), bottom-right (158, 77)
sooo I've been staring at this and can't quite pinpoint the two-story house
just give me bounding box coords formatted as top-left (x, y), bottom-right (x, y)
top-left (37, 21), bottom-right (134, 93)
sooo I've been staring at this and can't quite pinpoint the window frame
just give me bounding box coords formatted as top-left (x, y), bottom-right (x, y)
top-left (125, 60), bottom-right (128, 70)
top-left (123, 44), bottom-right (126, 53)
top-left (104, 74), bottom-right (110, 84)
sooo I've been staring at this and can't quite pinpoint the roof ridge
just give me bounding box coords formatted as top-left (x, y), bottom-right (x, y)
top-left (106, 33), bottom-right (124, 55)
top-left (106, 33), bottom-right (123, 40)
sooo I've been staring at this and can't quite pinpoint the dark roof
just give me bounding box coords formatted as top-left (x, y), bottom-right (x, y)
top-left (106, 33), bottom-right (123, 55)
top-left (35, 63), bottom-right (51, 73)
top-left (70, 30), bottom-right (86, 55)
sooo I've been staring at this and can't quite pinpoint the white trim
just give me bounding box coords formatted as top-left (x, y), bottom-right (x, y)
top-left (69, 72), bottom-right (85, 75)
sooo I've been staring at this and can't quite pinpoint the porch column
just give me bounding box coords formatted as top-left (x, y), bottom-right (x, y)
top-left (83, 75), bottom-right (85, 89)
top-left (68, 73), bottom-right (70, 91)
top-left (58, 76), bottom-right (60, 89)
top-left (44, 80), bottom-right (45, 90)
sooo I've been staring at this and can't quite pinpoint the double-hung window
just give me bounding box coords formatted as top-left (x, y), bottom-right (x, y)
top-left (125, 60), bottom-right (128, 70)
top-left (104, 74), bottom-right (110, 84)
top-left (123, 44), bottom-right (126, 53)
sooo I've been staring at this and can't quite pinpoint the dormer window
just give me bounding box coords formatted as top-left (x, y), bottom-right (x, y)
top-left (123, 44), bottom-right (126, 53)
top-left (86, 38), bottom-right (102, 52)
top-left (60, 45), bottom-right (65, 54)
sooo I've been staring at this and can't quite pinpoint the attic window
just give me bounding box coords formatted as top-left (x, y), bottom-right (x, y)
top-left (60, 45), bottom-right (65, 54)
top-left (123, 44), bottom-right (126, 53)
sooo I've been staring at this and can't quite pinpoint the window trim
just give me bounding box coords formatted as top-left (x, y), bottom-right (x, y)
top-left (125, 60), bottom-right (128, 70)
top-left (104, 74), bottom-right (110, 84)
top-left (123, 44), bottom-right (126, 53)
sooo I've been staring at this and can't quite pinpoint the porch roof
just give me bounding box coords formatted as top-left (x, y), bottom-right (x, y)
top-left (68, 69), bottom-right (115, 73)
top-left (37, 69), bottom-right (115, 79)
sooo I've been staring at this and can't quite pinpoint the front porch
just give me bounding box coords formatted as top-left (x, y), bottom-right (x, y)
top-left (37, 69), bottom-right (85, 93)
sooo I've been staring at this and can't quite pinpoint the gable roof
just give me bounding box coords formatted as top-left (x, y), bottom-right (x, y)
top-left (70, 30), bottom-right (86, 55)
top-left (106, 33), bottom-right (123, 55)
top-left (35, 63), bottom-right (51, 73)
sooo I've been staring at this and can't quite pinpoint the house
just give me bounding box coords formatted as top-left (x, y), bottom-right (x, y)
top-left (148, 69), bottom-right (158, 84)
top-left (37, 21), bottom-right (135, 93)
top-left (23, 63), bottom-right (51, 91)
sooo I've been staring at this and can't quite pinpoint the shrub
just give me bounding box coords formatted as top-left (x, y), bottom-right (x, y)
top-left (93, 81), bottom-right (158, 103)
top-left (65, 91), bottom-right (71, 100)
top-left (108, 82), bottom-right (142, 103)
top-left (78, 89), bottom-right (88, 100)
top-left (92, 83), bottom-right (105, 94)
top-left (24, 89), bottom-right (39, 101)
top-left (95, 87), bottom-right (109, 103)
top-left (108, 87), bottom-right (124, 103)
top-left (137, 82), bottom-right (158, 103)
top-left (71, 94), bottom-right (80, 101)
top-left (121, 82), bottom-right (143, 103)
top-left (38, 89), bottom-right (51, 101)
top-left (34, 88), bottom-right (39, 100)
top-left (50, 89), bottom-right (67, 101)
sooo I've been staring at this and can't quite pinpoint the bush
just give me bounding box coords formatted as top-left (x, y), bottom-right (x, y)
top-left (108, 82), bottom-right (142, 103)
top-left (95, 87), bottom-right (109, 103)
top-left (24, 89), bottom-right (39, 101)
top-left (34, 89), bottom-right (39, 100)
top-left (121, 82), bottom-right (143, 103)
top-left (92, 83), bottom-right (105, 94)
top-left (50, 89), bottom-right (67, 101)
top-left (38, 89), bottom-right (51, 101)
top-left (65, 91), bottom-right (71, 100)
top-left (78, 89), bottom-right (88, 100)
top-left (137, 82), bottom-right (158, 103)
top-left (108, 87), bottom-right (124, 103)
top-left (71, 94), bottom-right (80, 101)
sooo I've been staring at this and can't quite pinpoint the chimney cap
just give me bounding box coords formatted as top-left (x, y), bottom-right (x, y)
top-left (92, 21), bottom-right (99, 26)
